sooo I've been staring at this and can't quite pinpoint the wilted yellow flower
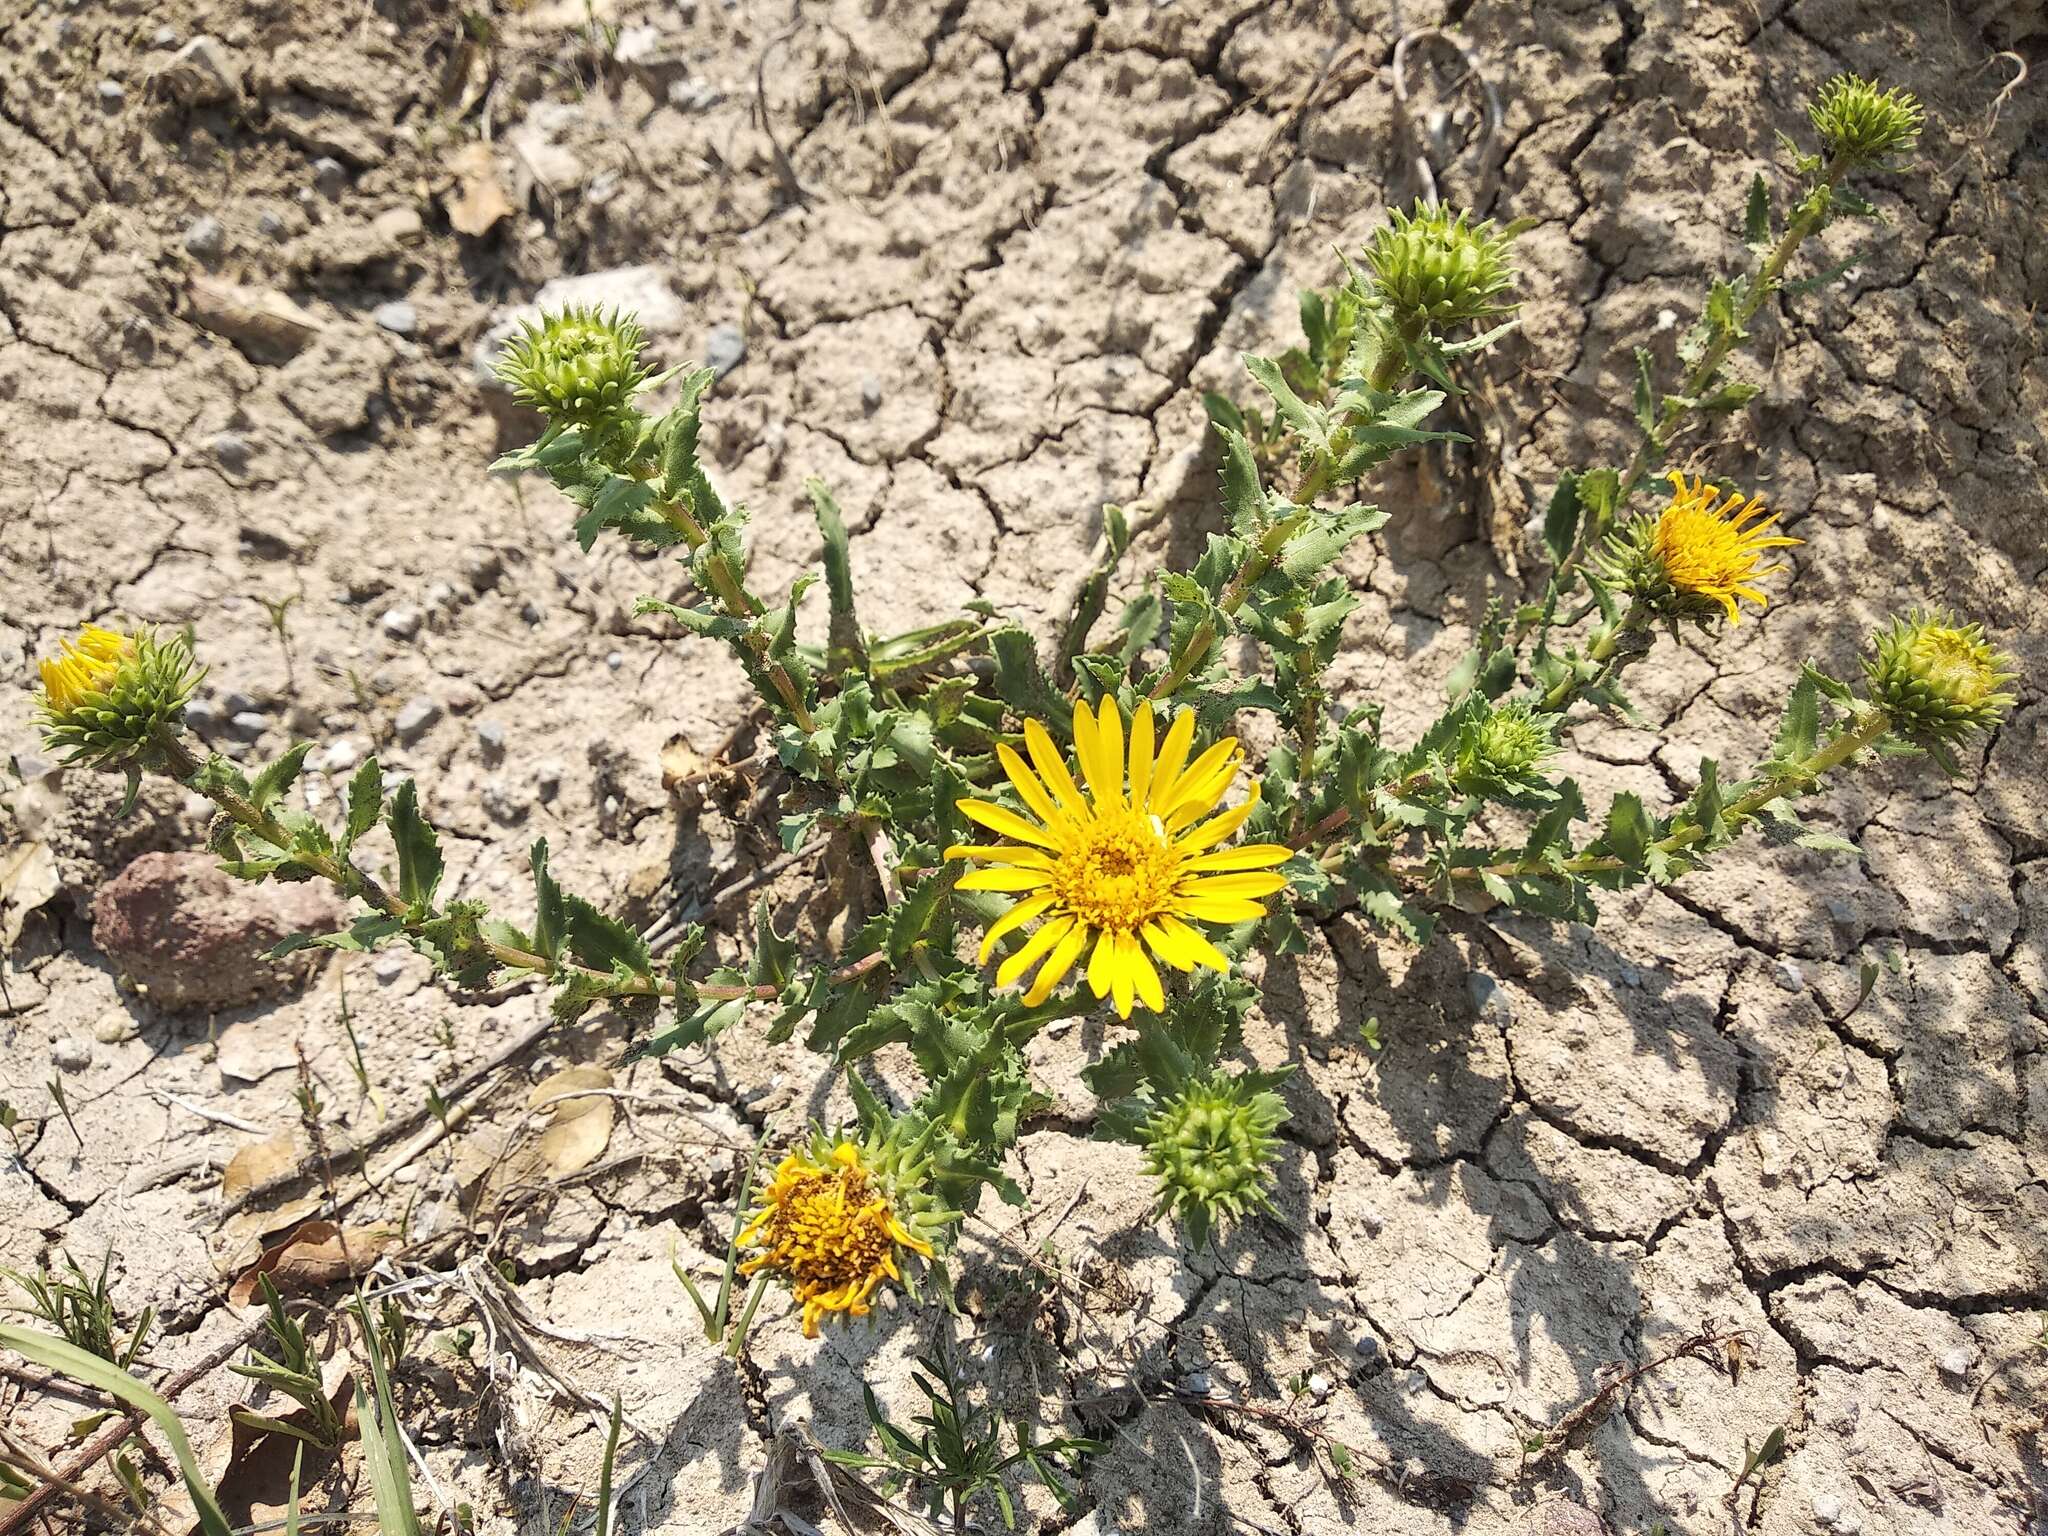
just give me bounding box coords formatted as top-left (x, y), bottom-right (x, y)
top-left (38, 625), bottom-right (134, 715)
top-left (945, 698), bottom-right (1291, 1019)
top-left (738, 1141), bottom-right (933, 1338)
top-left (1643, 470), bottom-right (1801, 624)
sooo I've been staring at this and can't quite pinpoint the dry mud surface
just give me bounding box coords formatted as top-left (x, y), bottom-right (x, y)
top-left (3, 0), bottom-right (2046, 1532)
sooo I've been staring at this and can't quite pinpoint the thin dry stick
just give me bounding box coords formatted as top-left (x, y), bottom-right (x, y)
top-left (0, 1316), bottom-right (268, 1536)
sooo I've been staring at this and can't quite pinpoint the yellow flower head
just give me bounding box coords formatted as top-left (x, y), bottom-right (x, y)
top-left (738, 1140), bottom-right (934, 1338)
top-left (38, 625), bottom-right (134, 715)
top-left (1646, 470), bottom-right (1801, 624)
top-left (945, 698), bottom-right (1292, 1019)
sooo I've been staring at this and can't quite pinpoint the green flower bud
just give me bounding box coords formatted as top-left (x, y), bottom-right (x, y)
top-left (493, 304), bottom-right (649, 426)
top-left (1864, 610), bottom-right (2015, 755)
top-left (1362, 203), bottom-right (1518, 329)
top-left (1140, 1071), bottom-right (1287, 1248)
top-left (35, 624), bottom-right (202, 769)
top-left (1808, 75), bottom-right (1923, 166)
top-left (1453, 701), bottom-right (1555, 793)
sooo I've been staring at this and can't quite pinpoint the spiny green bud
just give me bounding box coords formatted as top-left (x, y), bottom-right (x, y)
top-left (1362, 203), bottom-right (1518, 329)
top-left (1453, 701), bottom-right (1556, 793)
top-left (1808, 75), bottom-right (1923, 166)
top-left (1864, 610), bottom-right (2015, 757)
top-left (493, 304), bottom-right (649, 426)
top-left (1140, 1071), bottom-right (1286, 1249)
top-left (34, 624), bottom-right (202, 770)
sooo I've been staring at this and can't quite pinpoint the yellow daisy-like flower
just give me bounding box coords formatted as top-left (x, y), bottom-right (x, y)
top-left (737, 1141), bottom-right (934, 1338)
top-left (37, 625), bottom-right (134, 714)
top-left (1648, 470), bottom-right (1802, 624)
top-left (944, 698), bottom-right (1292, 1019)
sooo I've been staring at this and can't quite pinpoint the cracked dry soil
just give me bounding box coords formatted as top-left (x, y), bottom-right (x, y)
top-left (3, 0), bottom-right (2045, 1532)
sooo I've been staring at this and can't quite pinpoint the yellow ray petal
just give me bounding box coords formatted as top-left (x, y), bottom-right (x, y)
top-left (1146, 708), bottom-right (1196, 813)
top-left (1108, 936), bottom-right (1136, 1018)
top-left (957, 798), bottom-right (1058, 848)
top-left (977, 893), bottom-right (1054, 963)
top-left (1025, 717), bottom-right (1088, 817)
top-left (1023, 920), bottom-right (1090, 1005)
top-left (1151, 914), bottom-right (1230, 973)
top-left (1089, 697), bottom-right (1125, 810)
top-left (997, 742), bottom-right (1064, 828)
top-left (1180, 842), bottom-right (1293, 874)
top-left (1126, 701), bottom-right (1157, 810)
top-left (943, 844), bottom-right (1055, 867)
top-left (1175, 894), bottom-right (1271, 924)
top-left (997, 915), bottom-right (1073, 990)
top-left (1119, 929), bottom-right (1163, 1014)
top-left (1179, 871), bottom-right (1291, 899)
top-left (1157, 739), bottom-right (1241, 824)
top-left (1173, 784), bottom-right (1262, 854)
top-left (1086, 928), bottom-right (1117, 999)
top-left (958, 867), bottom-right (1053, 893)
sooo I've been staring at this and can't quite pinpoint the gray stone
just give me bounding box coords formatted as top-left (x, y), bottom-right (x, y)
top-left (536, 761), bottom-right (564, 802)
top-left (703, 322), bottom-right (746, 380)
top-left (228, 711), bottom-right (269, 742)
top-left (152, 25), bottom-right (180, 48)
top-left (373, 952), bottom-right (406, 984)
top-left (1773, 958), bottom-right (1805, 992)
top-left (477, 720), bottom-right (507, 757)
top-left (312, 156), bottom-right (347, 196)
top-left (1938, 1344), bottom-right (1975, 1380)
top-left (258, 211), bottom-right (287, 240)
top-left (520, 601), bottom-right (543, 625)
top-left (97, 79), bottom-right (126, 108)
top-left (605, 650), bottom-right (624, 671)
top-left (222, 690), bottom-right (261, 715)
top-left (312, 738), bottom-right (361, 774)
top-left (1466, 970), bottom-right (1512, 1025)
top-left (380, 604), bottom-right (423, 639)
top-left (393, 696), bottom-right (441, 743)
top-left (371, 206), bottom-right (423, 245)
top-left (667, 78), bottom-right (724, 111)
top-left (481, 780), bottom-right (526, 824)
top-left (859, 375), bottom-right (883, 410)
top-left (462, 549), bottom-right (503, 592)
top-left (184, 697), bottom-right (224, 734)
top-left (212, 432), bottom-right (251, 471)
top-left (51, 1038), bottom-right (92, 1072)
top-left (182, 215), bottom-right (225, 262)
top-left (372, 300), bottom-right (417, 336)
top-left (160, 36), bottom-right (240, 107)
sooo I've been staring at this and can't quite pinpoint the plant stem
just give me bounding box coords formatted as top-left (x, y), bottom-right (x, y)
top-left (657, 498), bottom-right (821, 733)
top-left (1396, 705), bottom-right (1890, 885)
top-left (153, 734), bottom-right (889, 1005)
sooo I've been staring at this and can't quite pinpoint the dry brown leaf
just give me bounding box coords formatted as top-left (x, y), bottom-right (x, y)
top-left (186, 279), bottom-right (323, 362)
top-left (445, 141), bottom-right (514, 237)
top-left (529, 1063), bottom-right (614, 1177)
top-left (229, 1219), bottom-right (400, 1307)
top-left (220, 1129), bottom-right (305, 1202)
top-left (660, 734), bottom-right (712, 797)
top-left (0, 839), bottom-right (59, 951)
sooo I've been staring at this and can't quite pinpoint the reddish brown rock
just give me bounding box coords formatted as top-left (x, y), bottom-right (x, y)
top-left (90, 851), bottom-right (346, 1011)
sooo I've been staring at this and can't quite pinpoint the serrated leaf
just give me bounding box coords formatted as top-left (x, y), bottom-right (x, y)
top-left (1276, 504), bottom-right (1389, 581)
top-left (562, 894), bottom-right (649, 980)
top-left (1794, 830), bottom-right (1860, 855)
top-left (1242, 353), bottom-right (1328, 453)
top-left (1633, 348), bottom-right (1657, 436)
top-left (342, 758), bottom-right (383, 853)
top-left (1216, 424), bottom-right (1267, 533)
top-left (657, 369), bottom-right (717, 501)
top-left (1744, 172), bottom-right (1772, 246)
top-left (1202, 390), bottom-right (1247, 437)
top-left (1542, 472), bottom-right (1581, 564)
top-left (806, 477), bottom-right (866, 675)
top-left (248, 742), bottom-right (311, 813)
top-left (1771, 671), bottom-right (1822, 768)
top-left (386, 779), bottom-right (442, 912)
top-left (530, 839), bottom-right (567, 966)
top-left (1598, 792), bottom-right (1654, 867)
top-left (1698, 380), bottom-right (1762, 413)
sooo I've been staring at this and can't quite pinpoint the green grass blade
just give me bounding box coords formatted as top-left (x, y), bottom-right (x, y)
top-left (0, 1325), bottom-right (231, 1536)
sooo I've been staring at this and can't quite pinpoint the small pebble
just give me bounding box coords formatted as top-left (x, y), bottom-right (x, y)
top-left (1773, 958), bottom-right (1805, 992)
top-left (1178, 1371), bottom-right (1212, 1396)
top-left (703, 322), bottom-right (746, 380)
top-left (1619, 964), bottom-right (1642, 988)
top-left (317, 738), bottom-right (361, 774)
top-left (371, 206), bottom-right (423, 245)
top-left (425, 580), bottom-right (456, 610)
top-left (477, 720), bottom-right (507, 757)
top-left (184, 697), bottom-right (224, 733)
top-left (223, 690), bottom-right (261, 715)
top-left (373, 953), bottom-right (407, 984)
top-left (97, 79), bottom-right (126, 108)
top-left (520, 601), bottom-right (543, 626)
top-left (93, 1010), bottom-right (140, 1044)
top-left (213, 432), bottom-right (251, 471)
top-left (481, 780), bottom-right (526, 825)
top-left (228, 710), bottom-right (269, 741)
top-left (667, 78), bottom-right (725, 111)
top-left (605, 650), bottom-right (624, 671)
top-left (463, 550), bottom-right (503, 592)
top-left (535, 761), bottom-right (564, 802)
top-left (152, 24), bottom-right (180, 47)
top-left (1354, 1333), bottom-right (1381, 1360)
top-left (1938, 1345), bottom-right (1974, 1380)
top-left (311, 156), bottom-right (347, 196)
top-left (1465, 971), bottom-right (1512, 1025)
top-left (258, 211), bottom-right (288, 239)
top-left (1825, 897), bottom-right (1854, 924)
top-left (182, 214), bottom-right (225, 261)
top-left (859, 375), bottom-right (883, 410)
top-left (51, 1038), bottom-right (92, 1072)
top-left (393, 696), bottom-right (441, 743)
top-left (381, 604), bottom-right (423, 639)
top-left (372, 300), bottom-right (417, 336)
top-left (1306, 1372), bottom-right (1332, 1401)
